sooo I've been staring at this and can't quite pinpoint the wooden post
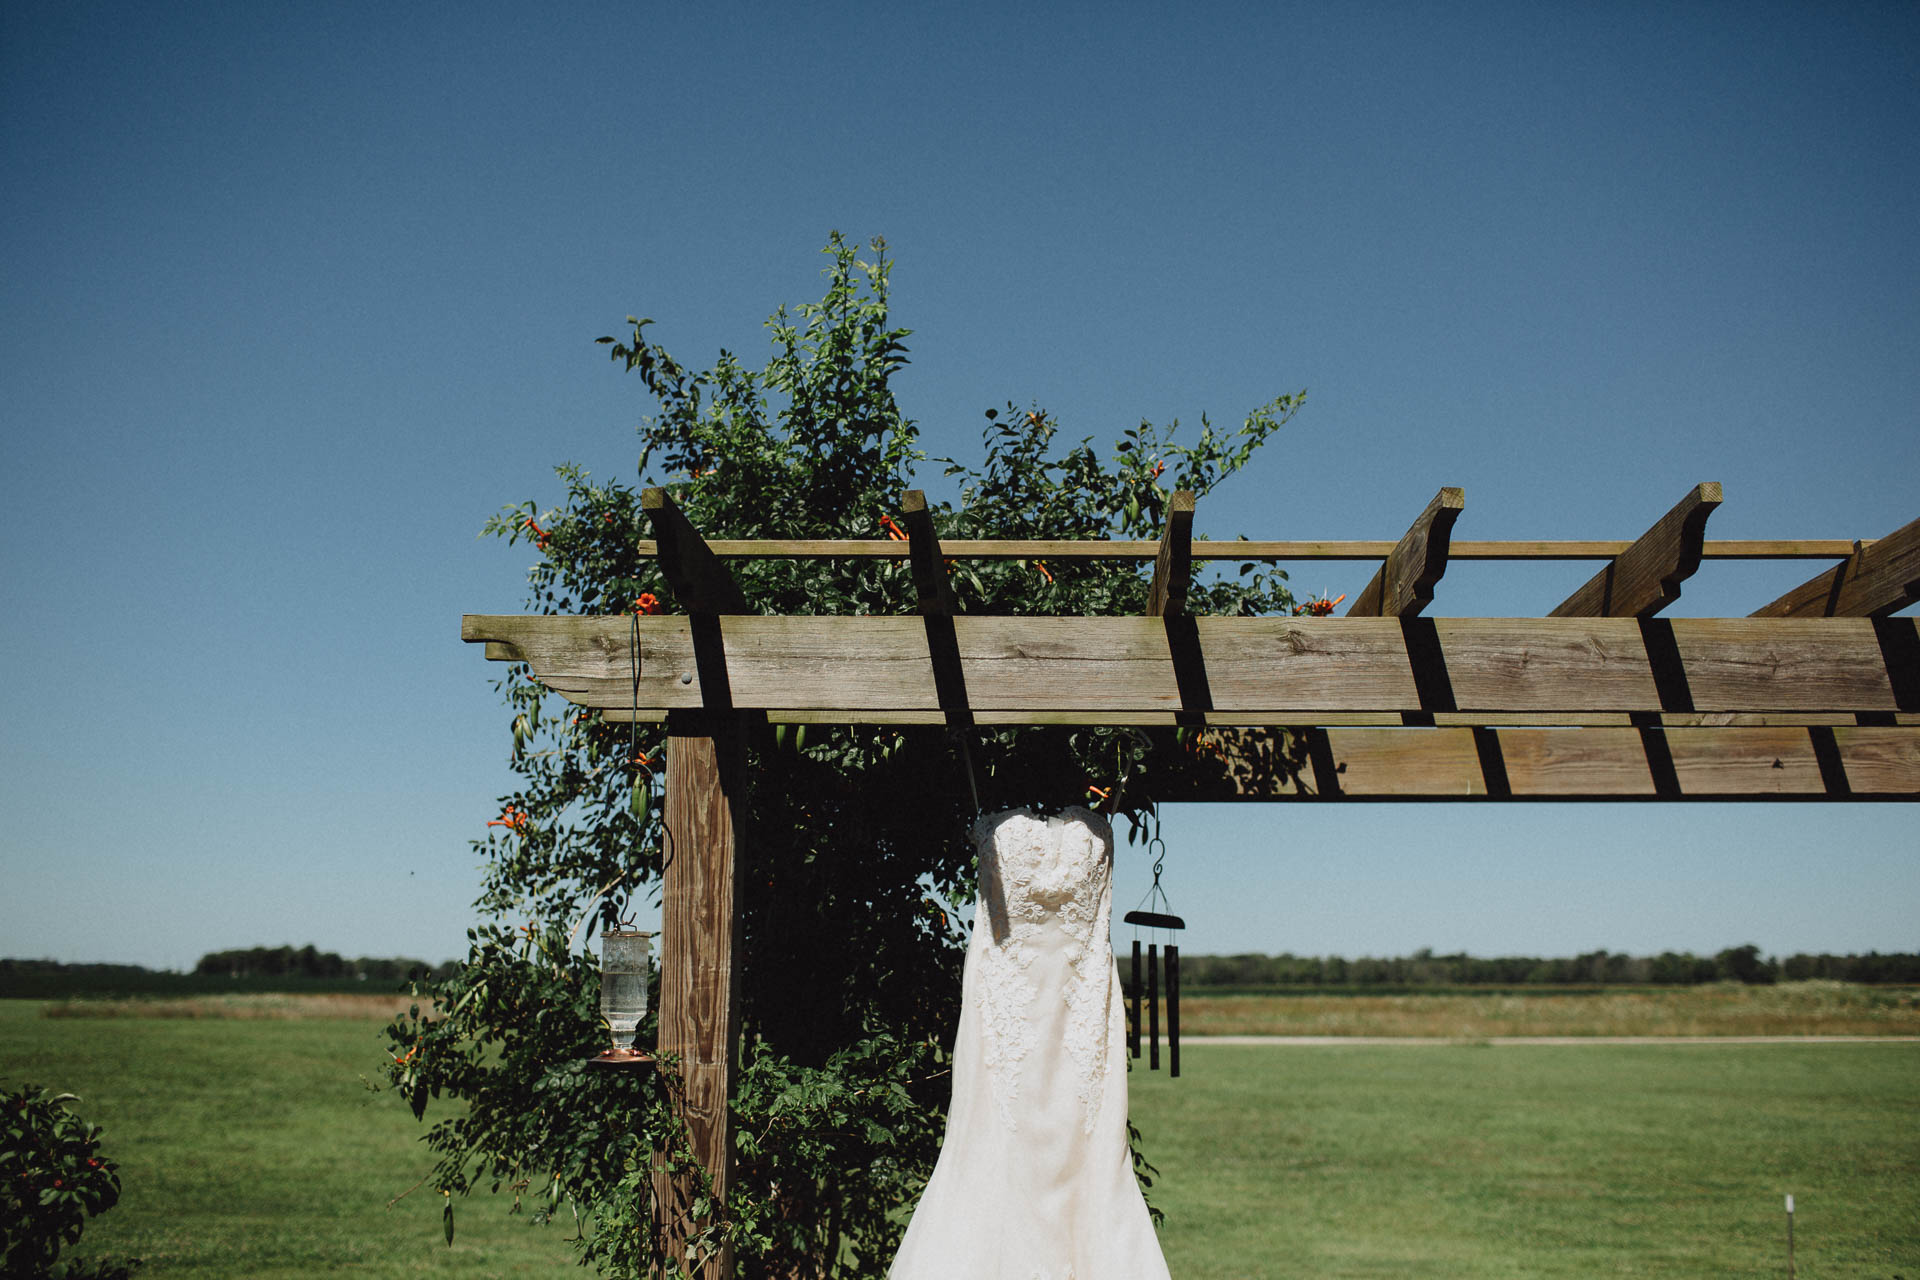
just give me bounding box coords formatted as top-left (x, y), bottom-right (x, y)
top-left (641, 488), bottom-right (749, 1280)
top-left (654, 710), bottom-right (744, 1280)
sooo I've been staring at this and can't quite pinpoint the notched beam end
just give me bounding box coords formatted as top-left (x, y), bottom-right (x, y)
top-left (462, 616), bottom-right (526, 664)
top-left (1147, 490), bottom-right (1197, 618)
top-left (1550, 482), bottom-right (1723, 619)
top-left (901, 488), bottom-right (959, 615)
top-left (1346, 487), bottom-right (1465, 618)
top-left (643, 488), bottom-right (751, 615)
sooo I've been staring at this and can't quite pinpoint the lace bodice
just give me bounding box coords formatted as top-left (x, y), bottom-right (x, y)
top-left (974, 805), bottom-right (1112, 939)
top-left (972, 806), bottom-right (1116, 1135)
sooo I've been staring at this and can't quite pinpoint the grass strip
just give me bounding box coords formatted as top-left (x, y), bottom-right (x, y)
top-left (1169, 981), bottom-right (1920, 1038)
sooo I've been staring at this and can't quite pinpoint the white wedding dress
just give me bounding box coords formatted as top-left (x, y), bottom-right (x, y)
top-left (889, 806), bottom-right (1172, 1280)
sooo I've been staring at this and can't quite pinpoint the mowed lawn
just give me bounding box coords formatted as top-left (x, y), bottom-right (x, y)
top-left (4, 996), bottom-right (1917, 1278)
top-left (1135, 1041), bottom-right (1920, 1279)
top-left (0, 999), bottom-right (580, 1278)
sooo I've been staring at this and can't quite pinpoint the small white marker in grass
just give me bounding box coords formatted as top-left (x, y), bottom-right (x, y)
top-left (1785, 1193), bottom-right (1796, 1279)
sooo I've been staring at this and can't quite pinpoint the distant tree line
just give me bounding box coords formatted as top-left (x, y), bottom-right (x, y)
top-left (0, 951), bottom-right (457, 999)
top-left (191, 945), bottom-right (449, 982)
top-left (1179, 945), bottom-right (1920, 988)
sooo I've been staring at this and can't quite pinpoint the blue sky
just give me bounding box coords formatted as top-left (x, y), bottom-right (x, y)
top-left (2, 2), bottom-right (1914, 971)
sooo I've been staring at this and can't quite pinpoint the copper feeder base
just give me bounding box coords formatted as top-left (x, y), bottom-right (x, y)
top-left (585, 1047), bottom-right (655, 1071)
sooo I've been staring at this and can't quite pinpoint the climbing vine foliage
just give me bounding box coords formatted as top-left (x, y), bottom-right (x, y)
top-left (384, 235), bottom-right (1301, 1277)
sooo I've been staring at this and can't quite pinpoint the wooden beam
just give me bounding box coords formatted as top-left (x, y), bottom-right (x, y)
top-left (597, 708), bottom-right (1920, 728)
top-left (1751, 513), bottom-right (1920, 618)
top-left (1345, 488), bottom-right (1465, 617)
top-left (653, 712), bottom-right (745, 1279)
top-left (1146, 491), bottom-right (1197, 617)
top-left (614, 538), bottom-right (1859, 561)
top-left (1165, 725), bottom-right (1920, 800)
top-left (1550, 483), bottom-right (1722, 618)
top-left (463, 614), bottom-right (1917, 718)
top-left (900, 490), bottom-right (957, 615)
top-left (641, 488), bottom-right (750, 615)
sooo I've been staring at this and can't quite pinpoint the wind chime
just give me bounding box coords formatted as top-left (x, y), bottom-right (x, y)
top-left (1123, 824), bottom-right (1185, 1077)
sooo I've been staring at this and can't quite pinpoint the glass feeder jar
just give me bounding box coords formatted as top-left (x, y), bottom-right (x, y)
top-left (597, 928), bottom-right (653, 1062)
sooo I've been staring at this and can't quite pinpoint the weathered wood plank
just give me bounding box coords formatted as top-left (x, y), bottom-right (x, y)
top-left (1550, 483), bottom-right (1722, 618)
top-left (654, 713), bottom-right (744, 1280)
top-left (616, 538), bottom-right (1860, 561)
top-left (1317, 728), bottom-right (1485, 795)
top-left (599, 706), bottom-right (1904, 725)
top-left (642, 488), bottom-right (750, 615)
top-left (1192, 618), bottom-right (1423, 710)
top-left (1346, 488), bottom-right (1465, 618)
top-left (1835, 726), bottom-right (1920, 792)
top-left (1180, 726), bottom-right (1920, 799)
top-left (598, 709), bottom-right (1901, 728)
top-left (1146, 491), bottom-right (1196, 618)
top-left (1663, 618), bottom-right (1902, 711)
top-left (957, 618), bottom-right (1185, 710)
top-left (569, 710), bottom-right (1920, 796)
top-left (463, 615), bottom-right (1916, 717)
top-left (1751, 513), bottom-right (1920, 618)
top-left (1423, 617), bottom-right (1659, 711)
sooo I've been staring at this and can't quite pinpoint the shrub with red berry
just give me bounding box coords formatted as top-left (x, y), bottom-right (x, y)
top-left (1, 1083), bottom-right (126, 1276)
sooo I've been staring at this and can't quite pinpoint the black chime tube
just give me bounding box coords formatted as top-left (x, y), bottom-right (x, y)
top-left (1147, 942), bottom-right (1160, 1071)
top-left (1129, 939), bottom-right (1141, 1058)
top-left (1167, 943), bottom-right (1181, 1078)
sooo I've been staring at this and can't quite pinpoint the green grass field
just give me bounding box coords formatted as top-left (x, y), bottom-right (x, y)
top-left (4, 995), bottom-right (1916, 1278)
top-left (1138, 1042), bottom-right (1919, 1278)
top-left (0, 1000), bottom-right (580, 1278)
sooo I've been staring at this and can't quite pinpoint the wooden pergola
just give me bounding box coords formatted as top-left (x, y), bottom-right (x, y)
top-left (464, 483), bottom-right (1919, 1278)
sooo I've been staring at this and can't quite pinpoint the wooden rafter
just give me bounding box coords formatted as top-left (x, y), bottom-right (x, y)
top-left (900, 489), bottom-right (958, 616)
top-left (1751, 513), bottom-right (1920, 619)
top-left (1146, 491), bottom-right (1196, 617)
top-left (899, 489), bottom-right (974, 736)
top-left (643, 487), bottom-right (750, 615)
top-left (1345, 488), bottom-right (1465, 618)
top-left (1550, 483), bottom-right (1722, 618)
